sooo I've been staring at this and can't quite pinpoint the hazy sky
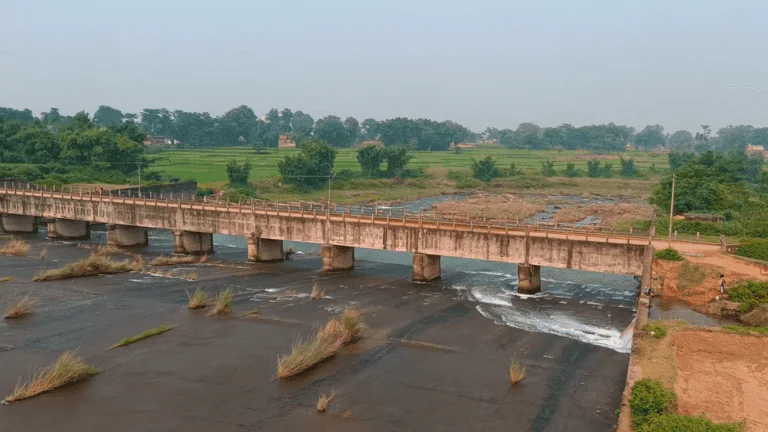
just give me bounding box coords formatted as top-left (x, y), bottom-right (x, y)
top-left (2, 0), bottom-right (767, 133)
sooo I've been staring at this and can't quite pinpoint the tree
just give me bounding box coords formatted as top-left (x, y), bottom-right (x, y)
top-left (41, 108), bottom-right (63, 125)
top-left (93, 105), bottom-right (124, 127)
top-left (635, 125), bottom-right (666, 149)
top-left (279, 109), bottom-right (294, 135)
top-left (516, 123), bottom-right (543, 149)
top-left (278, 139), bottom-right (337, 189)
top-left (587, 159), bottom-right (601, 178)
top-left (314, 115), bottom-right (349, 147)
top-left (750, 128), bottom-right (768, 147)
top-left (12, 127), bottom-right (60, 164)
top-left (219, 105), bottom-right (258, 145)
top-left (343, 117), bottom-right (360, 145)
top-left (140, 108), bottom-right (173, 136)
top-left (668, 130), bottom-right (694, 150)
top-left (668, 152), bottom-right (695, 171)
top-left (472, 156), bottom-right (501, 183)
top-left (377, 117), bottom-right (418, 147)
top-left (291, 111), bottom-right (314, 137)
top-left (0, 107), bottom-right (35, 123)
top-left (226, 160), bottom-right (251, 187)
top-left (620, 157), bottom-right (638, 178)
top-left (356, 144), bottom-right (383, 177)
top-left (361, 118), bottom-right (379, 141)
top-left (383, 146), bottom-right (412, 177)
top-left (542, 127), bottom-right (565, 149)
top-left (716, 125), bottom-right (753, 152)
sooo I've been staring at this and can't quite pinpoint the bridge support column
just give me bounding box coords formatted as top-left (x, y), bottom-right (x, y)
top-left (47, 219), bottom-right (90, 240)
top-left (413, 253), bottom-right (441, 282)
top-left (0, 215), bottom-right (37, 234)
top-left (247, 236), bottom-right (284, 262)
top-left (107, 224), bottom-right (148, 247)
top-left (517, 264), bottom-right (541, 294)
top-left (174, 231), bottom-right (214, 255)
top-left (321, 244), bottom-right (354, 272)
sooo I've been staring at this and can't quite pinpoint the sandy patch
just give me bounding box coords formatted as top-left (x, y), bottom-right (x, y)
top-left (674, 330), bottom-right (768, 431)
top-left (553, 203), bottom-right (653, 226)
top-left (432, 194), bottom-right (544, 220)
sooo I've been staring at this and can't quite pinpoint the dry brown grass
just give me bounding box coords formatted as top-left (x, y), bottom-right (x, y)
top-left (187, 288), bottom-right (208, 309)
top-left (210, 289), bottom-right (233, 315)
top-left (0, 239), bottom-right (30, 256)
top-left (316, 392), bottom-right (336, 412)
top-left (310, 282), bottom-right (325, 300)
top-left (39, 247), bottom-right (47, 260)
top-left (433, 194), bottom-right (544, 221)
top-left (199, 254), bottom-right (209, 263)
top-left (3, 351), bottom-right (97, 404)
top-left (185, 273), bottom-right (198, 281)
top-left (0, 276), bottom-right (13, 283)
top-left (509, 359), bottom-right (526, 384)
top-left (33, 253), bottom-right (143, 281)
top-left (276, 308), bottom-right (365, 379)
top-left (94, 245), bottom-right (121, 256)
top-left (150, 255), bottom-right (198, 266)
top-left (553, 203), bottom-right (653, 226)
top-left (4, 295), bottom-right (35, 319)
top-left (743, 304), bottom-right (768, 327)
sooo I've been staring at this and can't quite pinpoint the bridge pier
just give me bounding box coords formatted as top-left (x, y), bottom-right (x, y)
top-left (247, 236), bottom-right (284, 262)
top-left (413, 253), bottom-right (441, 282)
top-left (517, 264), bottom-right (541, 294)
top-left (47, 219), bottom-right (90, 240)
top-left (321, 244), bottom-right (354, 272)
top-left (107, 224), bottom-right (148, 247)
top-left (0, 215), bottom-right (37, 234)
top-left (174, 230), bottom-right (214, 255)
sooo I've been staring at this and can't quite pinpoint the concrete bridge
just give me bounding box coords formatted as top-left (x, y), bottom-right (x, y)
top-left (0, 185), bottom-right (653, 293)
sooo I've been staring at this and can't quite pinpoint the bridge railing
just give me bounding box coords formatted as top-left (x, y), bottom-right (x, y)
top-left (0, 182), bottom-right (654, 242)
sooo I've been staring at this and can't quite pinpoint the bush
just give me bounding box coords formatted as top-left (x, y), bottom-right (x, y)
top-left (620, 157), bottom-right (638, 178)
top-left (636, 414), bottom-right (745, 432)
top-left (600, 161), bottom-right (614, 178)
top-left (728, 280), bottom-right (768, 312)
top-left (507, 162), bottom-right (519, 177)
top-left (278, 139), bottom-right (337, 190)
top-left (541, 160), bottom-right (556, 177)
top-left (225, 159), bottom-right (251, 187)
top-left (736, 238), bottom-right (768, 261)
top-left (562, 162), bottom-right (581, 178)
top-left (471, 156), bottom-right (501, 183)
top-left (630, 379), bottom-right (676, 429)
top-left (643, 322), bottom-right (667, 338)
top-left (587, 159), bottom-right (601, 178)
top-left (356, 144), bottom-right (384, 177)
top-left (655, 248), bottom-right (683, 261)
top-left (742, 304), bottom-right (768, 326)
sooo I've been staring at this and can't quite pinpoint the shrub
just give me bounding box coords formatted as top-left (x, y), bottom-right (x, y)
top-left (562, 162), bottom-right (581, 178)
top-left (600, 162), bottom-right (614, 177)
top-left (507, 163), bottom-right (519, 177)
top-left (643, 322), bottom-right (667, 338)
top-left (541, 160), bottom-right (556, 177)
top-left (728, 280), bottom-right (768, 312)
top-left (655, 248), bottom-right (683, 261)
top-left (278, 139), bottom-right (337, 190)
top-left (356, 144), bottom-right (384, 177)
top-left (636, 414), bottom-right (745, 432)
top-left (630, 379), bottom-right (676, 429)
top-left (736, 238), bottom-right (768, 261)
top-left (471, 156), bottom-right (502, 183)
top-left (211, 289), bottom-right (233, 315)
top-left (33, 254), bottom-right (143, 281)
top-left (587, 159), bottom-right (601, 178)
top-left (620, 157), bottom-right (638, 178)
top-left (741, 304), bottom-right (768, 326)
top-left (225, 159), bottom-right (251, 187)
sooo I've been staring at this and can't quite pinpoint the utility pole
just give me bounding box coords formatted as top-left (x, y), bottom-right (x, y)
top-left (137, 163), bottom-right (142, 198)
top-left (667, 174), bottom-right (676, 247)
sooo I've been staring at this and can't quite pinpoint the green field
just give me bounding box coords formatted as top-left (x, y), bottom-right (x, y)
top-left (150, 147), bottom-right (671, 186)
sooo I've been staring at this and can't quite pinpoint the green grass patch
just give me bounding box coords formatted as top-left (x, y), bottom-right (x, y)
top-left (655, 247), bottom-right (683, 261)
top-left (722, 325), bottom-right (768, 335)
top-left (110, 325), bottom-right (173, 349)
top-left (642, 322), bottom-right (667, 338)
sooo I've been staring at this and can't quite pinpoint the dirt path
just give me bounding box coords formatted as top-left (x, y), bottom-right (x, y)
top-left (674, 330), bottom-right (768, 431)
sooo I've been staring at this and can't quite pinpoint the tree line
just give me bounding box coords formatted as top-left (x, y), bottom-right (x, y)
top-left (6, 105), bottom-right (767, 153)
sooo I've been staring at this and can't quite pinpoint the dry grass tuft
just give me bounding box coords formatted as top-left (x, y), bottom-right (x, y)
top-left (4, 295), bottom-right (35, 319)
top-left (509, 359), bottom-right (526, 385)
top-left (199, 254), bottom-right (209, 263)
top-left (3, 351), bottom-right (97, 404)
top-left (187, 288), bottom-right (208, 309)
top-left (39, 247), bottom-right (47, 260)
top-left (743, 304), bottom-right (768, 327)
top-left (316, 392), bottom-right (336, 412)
top-left (33, 253), bottom-right (143, 281)
top-left (211, 289), bottom-right (233, 315)
top-left (0, 276), bottom-right (13, 283)
top-left (150, 255), bottom-right (198, 266)
top-left (276, 308), bottom-right (365, 379)
top-left (94, 245), bottom-right (122, 256)
top-left (185, 273), bottom-right (198, 281)
top-left (111, 325), bottom-right (173, 349)
top-left (0, 239), bottom-right (30, 256)
top-left (343, 410), bottom-right (353, 419)
top-left (310, 282), bottom-right (324, 300)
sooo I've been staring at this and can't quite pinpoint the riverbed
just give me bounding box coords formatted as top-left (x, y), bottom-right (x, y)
top-left (0, 201), bottom-right (637, 431)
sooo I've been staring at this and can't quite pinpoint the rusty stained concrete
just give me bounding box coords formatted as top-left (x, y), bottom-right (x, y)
top-left (0, 193), bottom-right (649, 275)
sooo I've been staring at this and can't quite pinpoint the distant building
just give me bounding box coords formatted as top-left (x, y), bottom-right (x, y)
top-left (449, 142), bottom-right (476, 150)
top-left (746, 144), bottom-right (768, 160)
top-left (278, 135), bottom-right (296, 148)
top-left (143, 135), bottom-right (179, 146)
